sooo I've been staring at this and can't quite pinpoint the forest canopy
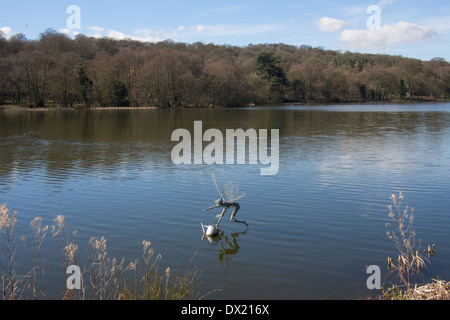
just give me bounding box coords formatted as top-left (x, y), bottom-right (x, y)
top-left (1, 28), bottom-right (449, 108)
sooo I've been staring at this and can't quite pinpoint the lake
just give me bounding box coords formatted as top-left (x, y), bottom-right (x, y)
top-left (1, 103), bottom-right (450, 299)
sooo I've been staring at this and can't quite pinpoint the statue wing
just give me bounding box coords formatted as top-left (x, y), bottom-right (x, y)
top-left (212, 169), bottom-right (224, 198)
top-left (223, 181), bottom-right (246, 202)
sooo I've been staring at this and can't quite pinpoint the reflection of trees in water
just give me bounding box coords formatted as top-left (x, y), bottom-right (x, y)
top-left (1, 108), bottom-right (450, 182)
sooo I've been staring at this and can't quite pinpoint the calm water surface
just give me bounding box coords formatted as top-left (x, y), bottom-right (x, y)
top-left (1, 103), bottom-right (450, 299)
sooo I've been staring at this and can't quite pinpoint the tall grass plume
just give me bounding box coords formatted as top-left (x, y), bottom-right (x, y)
top-left (0, 204), bottom-right (208, 300)
top-left (381, 192), bottom-right (447, 300)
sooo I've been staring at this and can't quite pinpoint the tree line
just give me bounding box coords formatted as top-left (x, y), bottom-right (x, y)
top-left (1, 28), bottom-right (449, 108)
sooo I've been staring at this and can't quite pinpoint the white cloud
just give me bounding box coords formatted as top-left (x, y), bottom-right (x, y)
top-left (59, 28), bottom-right (80, 38)
top-left (86, 26), bottom-right (105, 38)
top-left (80, 23), bottom-right (280, 43)
top-left (186, 23), bottom-right (280, 38)
top-left (339, 21), bottom-right (436, 50)
top-left (131, 27), bottom-right (185, 42)
top-left (0, 27), bottom-right (12, 37)
top-left (107, 29), bottom-right (128, 40)
top-left (316, 17), bottom-right (348, 32)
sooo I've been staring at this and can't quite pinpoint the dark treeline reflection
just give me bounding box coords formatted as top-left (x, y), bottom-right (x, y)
top-left (1, 107), bottom-right (449, 180)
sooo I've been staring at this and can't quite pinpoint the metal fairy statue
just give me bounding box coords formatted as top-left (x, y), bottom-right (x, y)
top-left (201, 170), bottom-right (248, 237)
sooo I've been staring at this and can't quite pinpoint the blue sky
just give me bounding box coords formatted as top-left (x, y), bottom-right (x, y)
top-left (1, 0), bottom-right (449, 61)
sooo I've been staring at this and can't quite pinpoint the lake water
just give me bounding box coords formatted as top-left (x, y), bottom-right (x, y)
top-left (1, 103), bottom-right (450, 299)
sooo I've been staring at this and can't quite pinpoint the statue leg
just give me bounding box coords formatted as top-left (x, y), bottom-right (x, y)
top-left (215, 207), bottom-right (228, 227)
top-left (230, 204), bottom-right (248, 226)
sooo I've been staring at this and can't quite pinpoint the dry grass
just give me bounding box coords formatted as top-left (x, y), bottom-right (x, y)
top-left (1, 203), bottom-right (206, 300)
top-left (0, 203), bottom-right (18, 300)
top-left (385, 192), bottom-right (430, 287)
top-left (381, 192), bottom-right (449, 300)
top-left (410, 279), bottom-right (450, 300)
top-left (115, 249), bottom-right (207, 301)
top-left (381, 279), bottom-right (450, 300)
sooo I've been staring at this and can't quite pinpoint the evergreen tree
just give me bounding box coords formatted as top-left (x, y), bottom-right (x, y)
top-left (254, 51), bottom-right (287, 102)
top-left (399, 79), bottom-right (407, 99)
top-left (112, 80), bottom-right (130, 107)
top-left (78, 65), bottom-right (93, 107)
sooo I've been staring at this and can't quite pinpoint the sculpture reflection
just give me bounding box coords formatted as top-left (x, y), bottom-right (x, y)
top-left (201, 228), bottom-right (248, 261)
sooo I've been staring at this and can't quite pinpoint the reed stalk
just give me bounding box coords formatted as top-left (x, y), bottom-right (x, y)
top-left (1, 203), bottom-right (205, 300)
top-left (0, 204), bottom-right (18, 300)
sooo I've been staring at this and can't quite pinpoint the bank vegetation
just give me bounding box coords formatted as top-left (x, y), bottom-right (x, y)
top-left (1, 203), bottom-right (208, 300)
top-left (379, 193), bottom-right (449, 300)
top-left (1, 29), bottom-right (450, 109)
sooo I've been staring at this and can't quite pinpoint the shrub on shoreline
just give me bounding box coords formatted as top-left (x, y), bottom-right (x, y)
top-left (379, 192), bottom-right (448, 300)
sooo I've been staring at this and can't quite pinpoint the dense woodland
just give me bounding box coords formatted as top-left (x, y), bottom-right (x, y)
top-left (1, 28), bottom-right (450, 108)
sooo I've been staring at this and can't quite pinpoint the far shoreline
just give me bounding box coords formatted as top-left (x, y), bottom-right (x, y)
top-left (1, 98), bottom-right (449, 111)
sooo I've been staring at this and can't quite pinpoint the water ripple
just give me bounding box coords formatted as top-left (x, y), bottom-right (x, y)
top-left (1, 104), bottom-right (450, 299)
